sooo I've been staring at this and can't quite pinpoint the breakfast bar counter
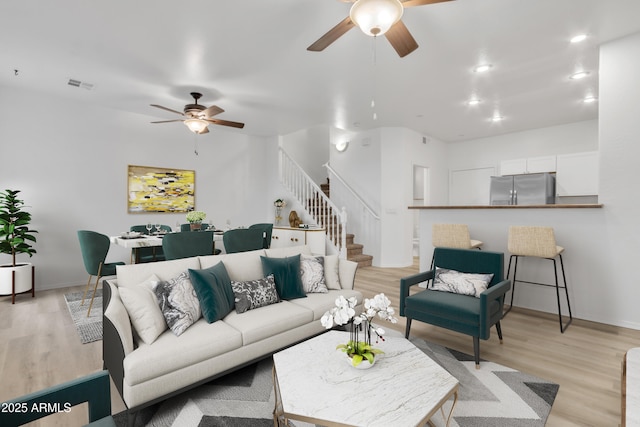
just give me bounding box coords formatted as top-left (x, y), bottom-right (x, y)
top-left (410, 202), bottom-right (604, 319)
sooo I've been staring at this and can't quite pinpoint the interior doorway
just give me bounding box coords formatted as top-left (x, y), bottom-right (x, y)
top-left (412, 165), bottom-right (430, 256)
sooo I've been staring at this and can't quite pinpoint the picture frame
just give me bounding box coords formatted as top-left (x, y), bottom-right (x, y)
top-left (127, 165), bottom-right (195, 213)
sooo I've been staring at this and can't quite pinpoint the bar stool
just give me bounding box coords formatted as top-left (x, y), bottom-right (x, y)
top-left (505, 226), bottom-right (572, 332)
top-left (430, 223), bottom-right (483, 270)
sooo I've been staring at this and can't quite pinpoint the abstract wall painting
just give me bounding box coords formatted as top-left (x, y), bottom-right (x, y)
top-left (127, 165), bottom-right (195, 213)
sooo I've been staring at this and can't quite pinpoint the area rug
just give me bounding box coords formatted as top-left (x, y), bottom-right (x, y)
top-left (64, 289), bottom-right (102, 344)
top-left (112, 337), bottom-right (558, 427)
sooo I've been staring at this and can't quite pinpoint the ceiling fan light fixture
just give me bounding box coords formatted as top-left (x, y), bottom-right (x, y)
top-left (350, 0), bottom-right (404, 37)
top-left (184, 118), bottom-right (208, 134)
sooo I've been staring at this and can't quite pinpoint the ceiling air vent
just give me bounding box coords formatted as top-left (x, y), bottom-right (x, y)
top-left (67, 78), bottom-right (95, 90)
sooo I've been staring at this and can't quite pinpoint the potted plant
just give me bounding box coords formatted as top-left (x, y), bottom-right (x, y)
top-left (0, 189), bottom-right (38, 301)
top-left (321, 294), bottom-right (397, 368)
top-left (186, 210), bottom-right (206, 231)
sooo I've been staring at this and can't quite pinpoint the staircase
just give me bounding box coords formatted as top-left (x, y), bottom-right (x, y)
top-left (319, 181), bottom-right (373, 267)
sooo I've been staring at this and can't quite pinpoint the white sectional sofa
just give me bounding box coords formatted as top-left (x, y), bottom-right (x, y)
top-left (102, 245), bottom-right (362, 424)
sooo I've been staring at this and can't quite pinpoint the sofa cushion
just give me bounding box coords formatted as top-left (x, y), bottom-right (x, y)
top-left (431, 267), bottom-right (494, 298)
top-left (231, 275), bottom-right (280, 314)
top-left (300, 254), bottom-right (328, 293)
top-left (116, 257), bottom-right (201, 288)
top-left (123, 320), bottom-right (243, 386)
top-left (323, 255), bottom-right (342, 290)
top-left (152, 271), bottom-right (201, 336)
top-left (289, 289), bottom-right (363, 321)
top-left (222, 301), bottom-right (313, 345)
top-left (188, 262), bottom-right (235, 323)
top-left (261, 255), bottom-right (306, 300)
top-left (118, 274), bottom-right (167, 344)
top-left (200, 249), bottom-right (266, 282)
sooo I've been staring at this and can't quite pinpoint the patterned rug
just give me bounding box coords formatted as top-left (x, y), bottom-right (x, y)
top-left (112, 337), bottom-right (558, 427)
top-left (64, 290), bottom-right (102, 344)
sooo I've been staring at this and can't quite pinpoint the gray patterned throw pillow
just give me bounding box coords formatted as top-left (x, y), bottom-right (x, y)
top-left (300, 254), bottom-right (328, 293)
top-left (152, 270), bottom-right (202, 336)
top-left (431, 267), bottom-right (494, 298)
top-left (231, 275), bottom-right (280, 314)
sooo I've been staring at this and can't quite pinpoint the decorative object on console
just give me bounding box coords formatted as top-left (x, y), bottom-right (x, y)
top-left (273, 198), bottom-right (286, 225)
top-left (321, 293), bottom-right (397, 367)
top-left (186, 210), bottom-right (207, 230)
top-left (0, 189), bottom-right (37, 303)
top-left (150, 92), bottom-right (245, 134)
top-left (127, 165), bottom-right (195, 213)
top-left (288, 210), bottom-right (301, 228)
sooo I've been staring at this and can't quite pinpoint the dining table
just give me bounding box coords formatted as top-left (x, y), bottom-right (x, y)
top-left (110, 230), bottom-right (224, 263)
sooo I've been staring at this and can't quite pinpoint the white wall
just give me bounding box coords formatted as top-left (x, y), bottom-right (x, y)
top-left (280, 125), bottom-right (330, 185)
top-left (0, 85), bottom-right (278, 290)
top-left (415, 31), bottom-right (640, 329)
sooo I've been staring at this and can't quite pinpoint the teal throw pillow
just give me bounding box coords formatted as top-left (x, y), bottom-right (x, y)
top-left (260, 255), bottom-right (307, 300)
top-left (188, 262), bottom-right (235, 323)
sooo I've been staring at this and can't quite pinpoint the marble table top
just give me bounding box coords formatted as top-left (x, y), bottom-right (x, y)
top-left (110, 235), bottom-right (163, 248)
top-left (273, 330), bottom-right (459, 427)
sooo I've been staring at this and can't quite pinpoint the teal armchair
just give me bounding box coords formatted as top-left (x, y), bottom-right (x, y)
top-left (400, 247), bottom-right (511, 368)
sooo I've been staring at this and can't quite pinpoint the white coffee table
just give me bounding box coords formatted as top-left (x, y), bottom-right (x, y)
top-left (272, 330), bottom-right (459, 427)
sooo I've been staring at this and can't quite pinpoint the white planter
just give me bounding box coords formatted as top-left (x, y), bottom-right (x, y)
top-left (0, 262), bottom-right (33, 295)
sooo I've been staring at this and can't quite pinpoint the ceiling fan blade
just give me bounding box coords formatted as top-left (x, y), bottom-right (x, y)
top-left (150, 104), bottom-right (185, 116)
top-left (204, 118), bottom-right (245, 129)
top-left (202, 105), bottom-right (225, 118)
top-left (385, 20), bottom-right (418, 57)
top-left (401, 0), bottom-right (453, 7)
top-left (307, 16), bottom-right (355, 52)
top-left (151, 119), bottom-right (184, 124)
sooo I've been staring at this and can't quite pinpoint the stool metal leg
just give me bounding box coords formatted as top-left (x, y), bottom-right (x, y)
top-left (554, 254), bottom-right (573, 333)
top-left (503, 255), bottom-right (518, 317)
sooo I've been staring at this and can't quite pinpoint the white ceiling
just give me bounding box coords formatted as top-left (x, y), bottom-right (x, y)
top-left (2, 0), bottom-right (640, 142)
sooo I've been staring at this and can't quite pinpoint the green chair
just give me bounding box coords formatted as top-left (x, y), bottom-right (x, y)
top-left (1, 370), bottom-right (114, 426)
top-left (400, 247), bottom-right (511, 368)
top-left (223, 228), bottom-right (265, 253)
top-left (77, 230), bottom-right (125, 317)
top-left (163, 230), bottom-right (215, 260)
top-left (248, 223), bottom-right (274, 248)
top-left (130, 224), bottom-right (171, 263)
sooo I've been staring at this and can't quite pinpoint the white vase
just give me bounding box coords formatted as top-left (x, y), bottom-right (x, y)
top-left (0, 262), bottom-right (33, 295)
top-left (345, 352), bottom-right (377, 370)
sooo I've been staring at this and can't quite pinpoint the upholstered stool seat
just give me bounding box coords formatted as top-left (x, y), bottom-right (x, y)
top-left (505, 226), bottom-right (572, 332)
top-left (431, 223), bottom-right (483, 270)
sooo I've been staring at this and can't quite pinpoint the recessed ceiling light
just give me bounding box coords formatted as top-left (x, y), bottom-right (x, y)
top-left (570, 34), bottom-right (588, 43)
top-left (583, 95), bottom-right (597, 103)
top-left (491, 115), bottom-right (504, 122)
top-left (473, 64), bottom-right (492, 73)
top-left (467, 98), bottom-right (481, 106)
top-left (570, 71), bottom-right (590, 80)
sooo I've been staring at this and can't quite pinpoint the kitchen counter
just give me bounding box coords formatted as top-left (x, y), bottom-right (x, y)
top-left (409, 204), bottom-right (603, 209)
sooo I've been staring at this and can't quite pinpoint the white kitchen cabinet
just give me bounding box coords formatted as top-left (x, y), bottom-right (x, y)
top-left (500, 156), bottom-right (556, 175)
top-left (271, 227), bottom-right (326, 255)
top-left (556, 151), bottom-right (599, 196)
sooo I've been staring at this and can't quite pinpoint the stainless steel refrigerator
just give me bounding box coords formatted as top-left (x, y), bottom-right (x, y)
top-left (489, 173), bottom-right (556, 205)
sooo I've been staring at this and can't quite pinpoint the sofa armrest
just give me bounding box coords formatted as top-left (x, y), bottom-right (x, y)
top-left (399, 271), bottom-right (434, 316)
top-left (479, 279), bottom-right (511, 331)
top-left (338, 258), bottom-right (358, 290)
top-left (103, 280), bottom-right (134, 403)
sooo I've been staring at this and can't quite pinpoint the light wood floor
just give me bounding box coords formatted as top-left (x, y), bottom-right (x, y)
top-left (1, 260), bottom-right (638, 426)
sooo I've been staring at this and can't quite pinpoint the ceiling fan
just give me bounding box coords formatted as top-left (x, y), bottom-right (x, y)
top-left (307, 0), bottom-right (453, 58)
top-left (150, 92), bottom-right (245, 134)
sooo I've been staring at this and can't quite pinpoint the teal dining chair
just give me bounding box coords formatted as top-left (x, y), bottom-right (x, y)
top-left (248, 223), bottom-right (274, 249)
top-left (130, 224), bottom-right (171, 263)
top-left (181, 223), bottom-right (211, 232)
top-left (223, 228), bottom-right (265, 253)
top-left (77, 230), bottom-right (125, 316)
top-left (162, 230), bottom-right (215, 260)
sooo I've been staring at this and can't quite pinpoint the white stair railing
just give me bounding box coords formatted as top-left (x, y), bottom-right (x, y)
top-left (278, 148), bottom-right (347, 258)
